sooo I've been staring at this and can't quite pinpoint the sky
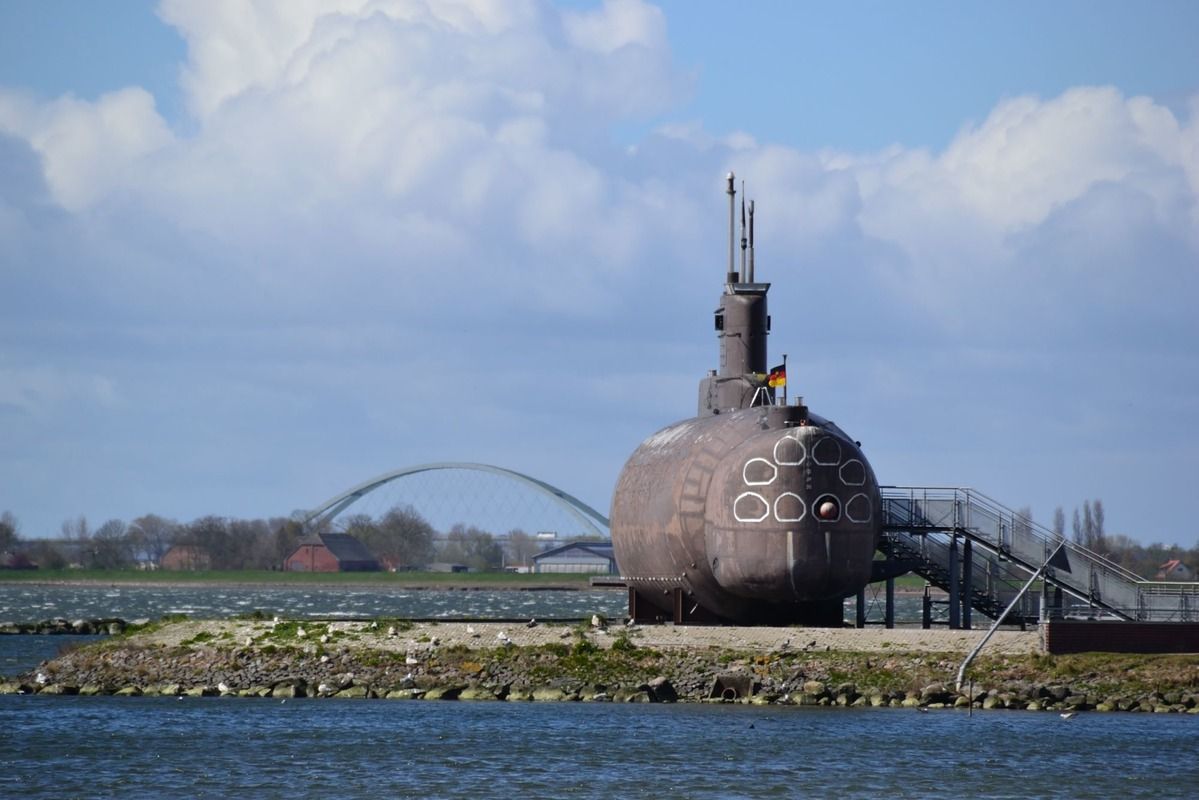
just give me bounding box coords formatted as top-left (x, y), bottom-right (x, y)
top-left (1, 0), bottom-right (1197, 546)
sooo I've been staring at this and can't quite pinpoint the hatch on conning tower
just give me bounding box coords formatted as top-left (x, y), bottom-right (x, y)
top-left (698, 172), bottom-right (778, 416)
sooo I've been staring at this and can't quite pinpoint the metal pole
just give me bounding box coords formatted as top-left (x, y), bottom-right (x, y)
top-left (962, 539), bottom-right (973, 630)
top-left (726, 173), bottom-right (736, 282)
top-left (782, 353), bottom-right (788, 407)
top-left (948, 536), bottom-right (961, 629)
top-left (955, 544), bottom-right (1065, 692)
top-left (885, 574), bottom-right (895, 629)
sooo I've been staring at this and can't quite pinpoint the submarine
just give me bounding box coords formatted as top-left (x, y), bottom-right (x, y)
top-left (609, 173), bottom-right (882, 626)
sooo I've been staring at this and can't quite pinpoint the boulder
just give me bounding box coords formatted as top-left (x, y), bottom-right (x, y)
top-left (647, 677), bottom-right (678, 703)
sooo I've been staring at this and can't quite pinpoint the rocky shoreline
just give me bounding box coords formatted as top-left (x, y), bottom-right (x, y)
top-left (4, 617), bottom-right (1199, 713)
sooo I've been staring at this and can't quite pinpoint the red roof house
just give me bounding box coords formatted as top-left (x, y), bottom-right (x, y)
top-left (284, 532), bottom-right (380, 573)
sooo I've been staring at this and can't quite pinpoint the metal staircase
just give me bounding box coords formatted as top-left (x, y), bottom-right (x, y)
top-left (880, 487), bottom-right (1199, 624)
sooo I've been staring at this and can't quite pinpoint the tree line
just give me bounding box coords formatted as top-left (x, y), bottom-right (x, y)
top-left (0, 506), bottom-right (560, 573)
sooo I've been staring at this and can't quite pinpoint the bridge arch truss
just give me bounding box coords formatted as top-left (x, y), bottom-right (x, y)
top-left (303, 462), bottom-right (610, 539)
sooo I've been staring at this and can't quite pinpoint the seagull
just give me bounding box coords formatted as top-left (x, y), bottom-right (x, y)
top-left (1060, 712), bottom-right (1077, 720)
top-left (217, 682), bottom-right (231, 694)
top-left (35, 672), bottom-right (48, 686)
top-left (591, 615), bottom-right (602, 628)
top-left (526, 618), bottom-right (537, 628)
top-left (296, 626), bottom-right (307, 638)
top-left (387, 625), bottom-right (397, 637)
top-left (405, 655), bottom-right (419, 665)
top-left (320, 634), bottom-right (330, 644)
top-left (317, 682), bottom-right (333, 695)
top-left (497, 631), bottom-right (510, 643)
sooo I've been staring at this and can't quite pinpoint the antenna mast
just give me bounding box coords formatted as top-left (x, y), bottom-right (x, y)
top-left (740, 180), bottom-right (747, 282)
top-left (726, 172), bottom-right (736, 284)
top-left (748, 199), bottom-right (755, 284)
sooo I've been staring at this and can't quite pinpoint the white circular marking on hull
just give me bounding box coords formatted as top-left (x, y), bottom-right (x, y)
top-left (733, 492), bottom-right (771, 523)
top-left (846, 493), bottom-right (873, 524)
top-left (773, 433), bottom-right (807, 465)
top-left (773, 492), bottom-right (807, 522)
top-left (742, 457), bottom-right (778, 486)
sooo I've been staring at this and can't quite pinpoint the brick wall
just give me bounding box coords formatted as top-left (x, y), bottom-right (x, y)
top-left (1044, 620), bottom-right (1199, 654)
top-left (284, 544), bottom-right (341, 572)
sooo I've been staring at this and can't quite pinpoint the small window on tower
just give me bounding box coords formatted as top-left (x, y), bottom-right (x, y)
top-left (714, 314), bottom-right (724, 331)
top-left (767, 315), bottom-right (771, 332)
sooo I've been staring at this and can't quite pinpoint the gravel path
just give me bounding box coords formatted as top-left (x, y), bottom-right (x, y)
top-left (137, 619), bottom-right (1041, 656)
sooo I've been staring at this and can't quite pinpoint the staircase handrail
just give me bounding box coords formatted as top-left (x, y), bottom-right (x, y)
top-left (881, 486), bottom-right (1147, 586)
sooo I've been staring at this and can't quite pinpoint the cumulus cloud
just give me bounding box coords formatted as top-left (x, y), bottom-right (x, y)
top-left (1, 0), bottom-right (1197, 541)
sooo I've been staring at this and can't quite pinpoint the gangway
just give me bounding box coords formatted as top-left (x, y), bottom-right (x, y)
top-left (878, 487), bottom-right (1199, 626)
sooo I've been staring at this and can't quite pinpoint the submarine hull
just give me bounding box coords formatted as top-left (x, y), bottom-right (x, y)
top-left (610, 404), bottom-right (881, 625)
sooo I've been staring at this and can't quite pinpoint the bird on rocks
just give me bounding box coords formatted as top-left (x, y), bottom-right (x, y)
top-left (466, 625), bottom-right (476, 635)
top-left (405, 654), bottom-right (419, 665)
top-left (296, 626), bottom-right (307, 639)
top-left (526, 618), bottom-right (537, 628)
top-left (217, 682), bottom-right (231, 694)
top-left (35, 672), bottom-right (48, 686)
top-left (386, 625), bottom-right (397, 637)
top-left (497, 631), bottom-right (511, 643)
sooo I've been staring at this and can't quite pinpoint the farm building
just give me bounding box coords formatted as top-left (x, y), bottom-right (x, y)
top-left (283, 532), bottom-right (380, 573)
top-left (531, 541), bottom-right (617, 575)
top-left (160, 545), bottom-right (212, 571)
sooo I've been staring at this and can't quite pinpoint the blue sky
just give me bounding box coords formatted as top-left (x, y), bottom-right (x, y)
top-left (1, 0), bottom-right (1197, 546)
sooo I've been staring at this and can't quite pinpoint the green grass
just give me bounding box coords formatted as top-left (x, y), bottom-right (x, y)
top-left (0, 568), bottom-right (597, 587)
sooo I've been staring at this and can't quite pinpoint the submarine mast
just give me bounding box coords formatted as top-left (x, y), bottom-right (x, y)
top-left (698, 172), bottom-right (772, 416)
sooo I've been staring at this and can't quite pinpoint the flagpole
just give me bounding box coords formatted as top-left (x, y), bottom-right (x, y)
top-left (782, 353), bottom-right (788, 406)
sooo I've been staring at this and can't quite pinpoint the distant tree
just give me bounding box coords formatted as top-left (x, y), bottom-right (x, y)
top-left (505, 528), bottom-right (540, 567)
top-left (440, 524), bottom-right (504, 571)
top-left (0, 511), bottom-right (19, 553)
top-left (228, 518), bottom-right (272, 569)
top-left (1082, 503), bottom-right (1096, 549)
top-left (339, 513), bottom-right (378, 540)
top-left (1071, 508), bottom-right (1082, 545)
top-left (183, 516), bottom-right (230, 569)
top-left (1052, 507), bottom-right (1065, 543)
top-left (128, 514), bottom-right (180, 566)
top-left (271, 518), bottom-right (306, 567)
top-left (91, 519), bottom-right (133, 569)
top-left (27, 539), bottom-right (67, 570)
top-left (363, 506), bottom-right (436, 569)
top-left (1091, 500), bottom-right (1106, 553)
top-left (61, 515), bottom-right (89, 542)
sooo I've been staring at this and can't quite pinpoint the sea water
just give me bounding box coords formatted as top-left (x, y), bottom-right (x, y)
top-left (1, 695), bottom-right (1195, 799)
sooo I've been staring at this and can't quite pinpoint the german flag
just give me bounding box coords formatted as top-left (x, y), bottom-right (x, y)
top-left (767, 364), bottom-right (786, 388)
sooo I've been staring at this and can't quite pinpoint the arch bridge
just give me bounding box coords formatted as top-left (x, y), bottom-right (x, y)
top-left (302, 462), bottom-right (610, 539)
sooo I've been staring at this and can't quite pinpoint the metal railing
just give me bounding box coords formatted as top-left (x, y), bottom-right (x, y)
top-left (880, 487), bottom-right (1198, 623)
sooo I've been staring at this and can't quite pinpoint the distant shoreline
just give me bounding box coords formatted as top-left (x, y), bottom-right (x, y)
top-left (0, 576), bottom-right (937, 597)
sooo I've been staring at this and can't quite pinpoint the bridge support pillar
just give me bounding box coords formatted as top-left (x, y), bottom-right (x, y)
top-left (855, 587), bottom-right (866, 628)
top-left (948, 535), bottom-right (961, 629)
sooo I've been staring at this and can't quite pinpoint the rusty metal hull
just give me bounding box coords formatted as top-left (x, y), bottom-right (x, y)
top-left (610, 404), bottom-right (881, 624)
